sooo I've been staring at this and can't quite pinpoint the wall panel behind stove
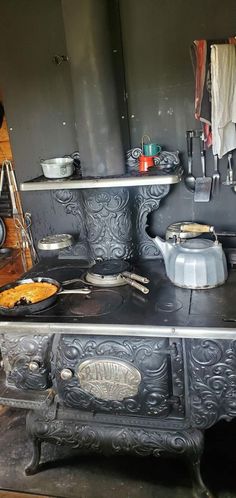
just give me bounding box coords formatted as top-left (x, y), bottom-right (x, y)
top-left (120, 0), bottom-right (236, 243)
top-left (1, 0), bottom-right (236, 249)
top-left (0, 0), bottom-right (78, 242)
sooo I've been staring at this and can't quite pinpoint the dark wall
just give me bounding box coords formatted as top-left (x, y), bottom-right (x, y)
top-left (1, 0), bottom-right (236, 248)
top-left (120, 0), bottom-right (236, 240)
top-left (0, 0), bottom-right (80, 241)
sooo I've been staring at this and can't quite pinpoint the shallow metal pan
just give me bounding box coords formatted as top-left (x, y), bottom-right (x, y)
top-left (0, 277), bottom-right (91, 316)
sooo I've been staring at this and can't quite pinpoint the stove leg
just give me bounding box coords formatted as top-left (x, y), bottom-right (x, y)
top-left (184, 431), bottom-right (214, 498)
top-left (189, 459), bottom-right (214, 498)
top-left (25, 438), bottom-right (41, 476)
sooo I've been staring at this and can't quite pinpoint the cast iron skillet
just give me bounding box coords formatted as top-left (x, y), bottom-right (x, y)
top-left (0, 277), bottom-right (90, 316)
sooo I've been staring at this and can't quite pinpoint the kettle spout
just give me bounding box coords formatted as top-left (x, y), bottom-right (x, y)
top-left (153, 236), bottom-right (172, 264)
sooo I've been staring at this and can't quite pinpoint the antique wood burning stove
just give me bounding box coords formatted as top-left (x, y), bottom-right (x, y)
top-left (1, 4), bottom-right (235, 496)
top-left (1, 257), bottom-right (236, 498)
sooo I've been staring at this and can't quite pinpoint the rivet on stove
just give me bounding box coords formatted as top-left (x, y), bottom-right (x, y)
top-left (28, 361), bottom-right (40, 372)
top-left (60, 368), bottom-right (73, 381)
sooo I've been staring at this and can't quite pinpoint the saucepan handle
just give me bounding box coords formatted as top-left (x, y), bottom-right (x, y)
top-left (62, 278), bottom-right (86, 285)
top-left (122, 271), bottom-right (150, 284)
top-left (59, 288), bottom-right (91, 295)
top-left (122, 276), bottom-right (149, 294)
top-left (180, 223), bottom-right (214, 233)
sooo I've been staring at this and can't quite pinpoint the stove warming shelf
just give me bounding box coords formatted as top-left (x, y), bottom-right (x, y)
top-left (20, 168), bottom-right (182, 191)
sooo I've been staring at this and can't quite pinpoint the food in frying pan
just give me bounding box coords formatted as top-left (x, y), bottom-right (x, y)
top-left (0, 282), bottom-right (57, 308)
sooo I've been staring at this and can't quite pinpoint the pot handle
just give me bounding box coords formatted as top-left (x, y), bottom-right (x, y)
top-left (180, 223), bottom-right (214, 233)
top-left (59, 288), bottom-right (91, 295)
top-left (122, 276), bottom-right (149, 294)
top-left (122, 271), bottom-right (150, 284)
top-left (141, 134), bottom-right (151, 153)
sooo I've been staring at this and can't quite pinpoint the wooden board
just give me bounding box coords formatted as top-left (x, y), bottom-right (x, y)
top-left (0, 117), bottom-right (11, 143)
top-left (3, 218), bottom-right (19, 248)
top-left (0, 251), bottom-right (25, 286)
top-left (0, 492), bottom-right (52, 498)
top-left (3, 219), bottom-right (33, 270)
top-left (0, 118), bottom-right (12, 162)
top-left (0, 142), bottom-right (12, 162)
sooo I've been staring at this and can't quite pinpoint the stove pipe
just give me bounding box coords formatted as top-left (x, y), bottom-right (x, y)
top-left (62, 0), bottom-right (125, 177)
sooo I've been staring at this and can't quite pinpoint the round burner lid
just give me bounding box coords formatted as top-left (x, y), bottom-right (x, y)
top-left (91, 259), bottom-right (130, 276)
top-left (69, 289), bottom-right (123, 316)
top-left (38, 234), bottom-right (73, 251)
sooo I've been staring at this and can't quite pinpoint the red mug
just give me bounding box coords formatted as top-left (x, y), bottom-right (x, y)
top-left (138, 155), bottom-right (154, 172)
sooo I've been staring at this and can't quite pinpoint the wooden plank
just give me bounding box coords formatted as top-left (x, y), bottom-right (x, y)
top-left (0, 117), bottom-right (32, 274)
top-left (3, 218), bottom-right (19, 248)
top-left (0, 251), bottom-right (24, 285)
top-left (3, 219), bottom-right (33, 270)
top-left (0, 491), bottom-right (53, 498)
top-left (0, 118), bottom-right (11, 143)
top-left (0, 118), bottom-right (12, 163)
top-left (0, 142), bottom-right (12, 163)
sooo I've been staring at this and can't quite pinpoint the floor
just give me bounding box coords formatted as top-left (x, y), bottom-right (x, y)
top-left (0, 408), bottom-right (236, 498)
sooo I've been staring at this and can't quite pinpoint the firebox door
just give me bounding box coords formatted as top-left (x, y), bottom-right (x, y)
top-left (52, 335), bottom-right (185, 418)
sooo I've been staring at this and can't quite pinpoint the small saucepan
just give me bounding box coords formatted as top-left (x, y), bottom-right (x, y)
top-left (0, 277), bottom-right (91, 316)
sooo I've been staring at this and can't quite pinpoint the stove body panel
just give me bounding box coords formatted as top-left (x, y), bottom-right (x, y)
top-left (0, 332), bottom-right (53, 391)
top-left (52, 334), bottom-right (185, 419)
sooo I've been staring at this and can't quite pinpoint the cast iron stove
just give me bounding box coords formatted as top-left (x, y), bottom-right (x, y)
top-left (1, 258), bottom-right (236, 498)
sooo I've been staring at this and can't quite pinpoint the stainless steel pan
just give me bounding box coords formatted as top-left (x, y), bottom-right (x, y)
top-left (0, 277), bottom-right (91, 316)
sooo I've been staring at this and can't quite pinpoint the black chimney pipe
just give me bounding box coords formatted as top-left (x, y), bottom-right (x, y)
top-left (62, 0), bottom-right (125, 177)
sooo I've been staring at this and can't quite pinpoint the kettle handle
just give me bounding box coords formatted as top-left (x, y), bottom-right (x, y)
top-left (181, 223), bottom-right (214, 234)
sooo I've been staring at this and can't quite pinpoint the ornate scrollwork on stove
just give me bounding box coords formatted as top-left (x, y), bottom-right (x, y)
top-left (82, 188), bottom-right (133, 260)
top-left (133, 184), bottom-right (170, 258)
top-left (0, 333), bottom-right (53, 391)
top-left (27, 410), bottom-right (203, 460)
top-left (52, 335), bottom-right (185, 418)
top-left (53, 190), bottom-right (89, 259)
top-left (187, 339), bottom-right (236, 429)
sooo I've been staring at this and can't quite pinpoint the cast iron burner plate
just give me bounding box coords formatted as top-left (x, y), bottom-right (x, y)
top-left (69, 289), bottom-right (123, 316)
top-left (89, 259), bottom-right (130, 276)
top-left (85, 260), bottom-right (132, 287)
top-left (156, 299), bottom-right (183, 313)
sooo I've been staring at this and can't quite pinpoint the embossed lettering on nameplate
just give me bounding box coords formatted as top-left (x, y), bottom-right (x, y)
top-left (77, 358), bottom-right (141, 401)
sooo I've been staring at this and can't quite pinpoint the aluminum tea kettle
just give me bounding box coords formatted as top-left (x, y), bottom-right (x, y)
top-left (153, 223), bottom-right (228, 289)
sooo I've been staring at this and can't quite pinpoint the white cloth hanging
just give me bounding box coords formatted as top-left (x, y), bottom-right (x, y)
top-left (211, 44), bottom-right (236, 158)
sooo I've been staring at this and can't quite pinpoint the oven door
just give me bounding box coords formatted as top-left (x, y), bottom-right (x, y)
top-left (52, 334), bottom-right (185, 418)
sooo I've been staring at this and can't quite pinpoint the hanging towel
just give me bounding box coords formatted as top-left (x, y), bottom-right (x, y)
top-left (191, 37), bottom-right (236, 147)
top-left (211, 44), bottom-right (236, 158)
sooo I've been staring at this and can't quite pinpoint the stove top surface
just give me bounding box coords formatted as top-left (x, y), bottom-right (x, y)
top-left (3, 257), bottom-right (236, 329)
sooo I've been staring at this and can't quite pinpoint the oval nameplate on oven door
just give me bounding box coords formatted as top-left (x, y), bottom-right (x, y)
top-left (77, 358), bottom-right (141, 401)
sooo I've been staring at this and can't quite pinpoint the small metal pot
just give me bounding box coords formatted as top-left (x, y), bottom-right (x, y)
top-left (40, 157), bottom-right (74, 179)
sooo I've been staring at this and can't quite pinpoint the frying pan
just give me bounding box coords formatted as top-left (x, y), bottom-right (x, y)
top-left (0, 277), bottom-right (91, 316)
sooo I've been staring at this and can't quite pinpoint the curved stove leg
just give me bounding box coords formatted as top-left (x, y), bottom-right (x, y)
top-left (184, 430), bottom-right (214, 498)
top-left (25, 438), bottom-right (41, 476)
top-left (189, 460), bottom-right (214, 498)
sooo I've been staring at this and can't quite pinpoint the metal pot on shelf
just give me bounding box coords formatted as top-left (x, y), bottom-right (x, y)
top-left (40, 157), bottom-right (74, 179)
top-left (152, 223), bottom-right (228, 289)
